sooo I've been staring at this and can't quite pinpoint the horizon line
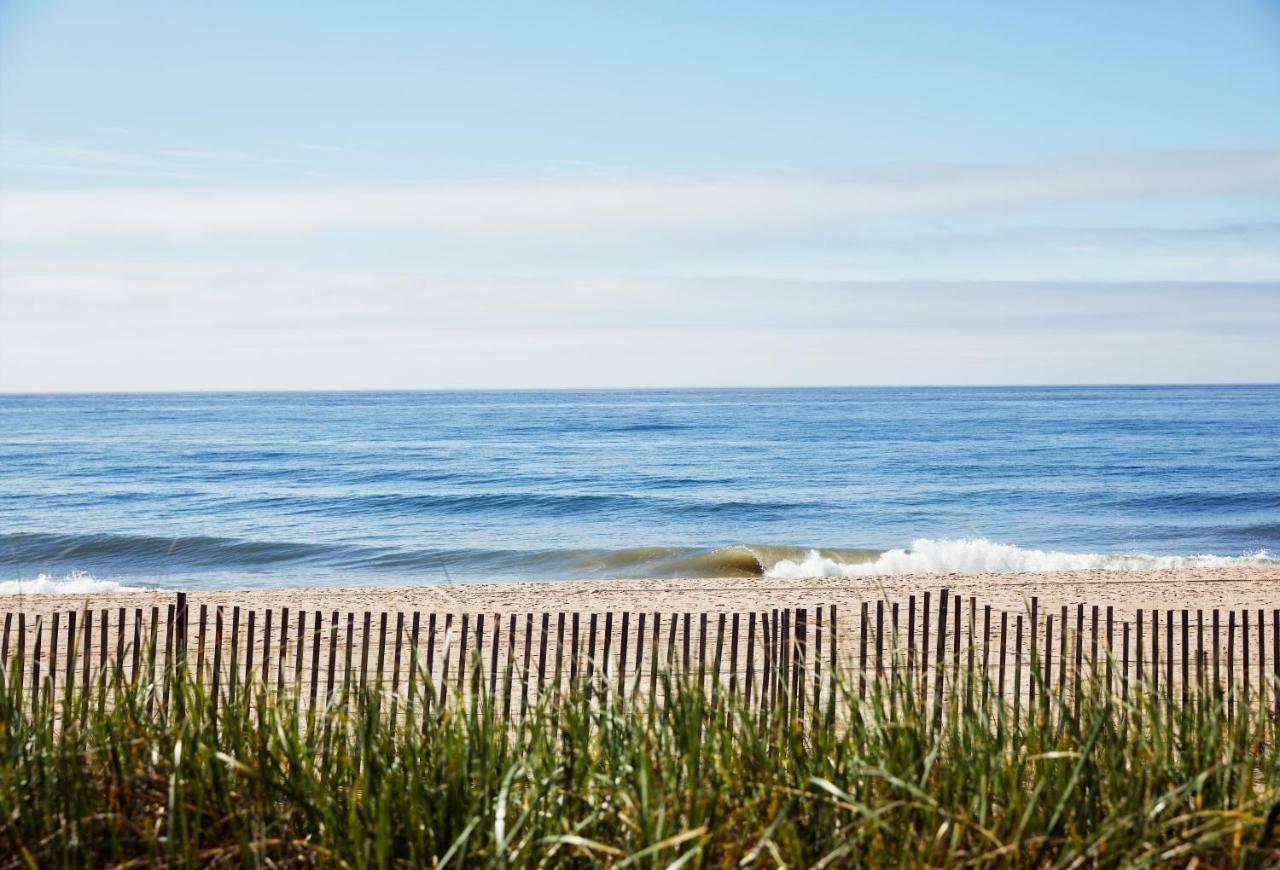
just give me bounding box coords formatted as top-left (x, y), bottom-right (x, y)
top-left (2, 381), bottom-right (1278, 397)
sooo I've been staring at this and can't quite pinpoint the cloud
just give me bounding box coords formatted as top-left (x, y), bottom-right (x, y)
top-left (3, 149), bottom-right (1277, 244)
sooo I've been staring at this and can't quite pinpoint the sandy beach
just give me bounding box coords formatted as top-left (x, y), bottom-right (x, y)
top-left (6, 565), bottom-right (1279, 619)
top-left (6, 566), bottom-right (1278, 693)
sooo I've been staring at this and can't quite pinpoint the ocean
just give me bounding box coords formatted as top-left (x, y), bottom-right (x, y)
top-left (1, 386), bottom-right (1276, 593)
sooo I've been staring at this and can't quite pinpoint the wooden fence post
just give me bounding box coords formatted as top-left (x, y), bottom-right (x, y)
top-left (858, 602), bottom-right (868, 700)
top-left (1013, 611), bottom-right (1024, 726)
top-left (998, 610), bottom-right (1008, 703)
top-left (827, 605), bottom-right (837, 726)
top-left (933, 590), bottom-right (948, 728)
top-left (729, 613), bottom-right (740, 700)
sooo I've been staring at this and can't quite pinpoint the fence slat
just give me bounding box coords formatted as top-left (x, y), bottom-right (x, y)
top-left (408, 611), bottom-right (421, 709)
top-left (438, 613), bottom-right (452, 709)
top-left (487, 612), bottom-right (500, 702)
top-left (603, 612), bottom-right (615, 687)
top-left (713, 613), bottom-right (726, 705)
top-left (229, 607), bottom-right (241, 701)
top-left (568, 613), bottom-right (580, 701)
top-left (921, 592), bottom-right (931, 704)
top-left (981, 605), bottom-right (991, 710)
top-left (618, 612), bottom-right (630, 698)
top-left (49, 612), bottom-right (60, 702)
top-left (295, 610), bottom-right (308, 698)
top-left (278, 608), bottom-right (290, 697)
top-left (998, 611), bottom-right (1008, 704)
top-left (1106, 606), bottom-right (1114, 695)
top-left (146, 607), bottom-right (158, 712)
top-left (1212, 609), bottom-right (1220, 701)
top-left (1141, 609), bottom-right (1152, 690)
top-left (97, 610), bottom-right (106, 709)
top-left (587, 613), bottom-right (599, 690)
top-left (1182, 609), bottom-right (1189, 709)
top-left (393, 612), bottom-right (405, 696)
top-left (827, 605), bottom-right (837, 726)
top-left (262, 608), bottom-right (273, 685)
top-left (779, 608), bottom-right (791, 719)
top-left (311, 611), bottom-right (325, 711)
top-left (1243, 610), bottom-right (1251, 706)
top-left (455, 614), bottom-right (467, 696)
top-left (211, 607), bottom-right (224, 720)
top-left (17, 614), bottom-right (28, 701)
top-left (729, 613), bottom-right (740, 699)
top-left (538, 612), bottom-right (550, 700)
top-left (1042, 613), bottom-right (1054, 706)
top-left (908, 595), bottom-right (917, 685)
top-left (1152, 609), bottom-right (1159, 696)
top-left (1057, 605), bottom-right (1066, 698)
top-left (633, 612), bottom-right (646, 697)
top-left (192, 605), bottom-right (205, 689)
top-left (649, 611), bottom-right (661, 709)
top-left (245, 610), bottom-right (255, 688)
top-left (934, 590), bottom-right (948, 725)
top-left (557, 612), bottom-right (568, 703)
top-left (473, 614), bottom-right (485, 701)
top-left (1014, 613), bottom-right (1024, 724)
top-left (1074, 604), bottom-right (1083, 707)
top-left (858, 602), bottom-right (868, 700)
top-left (968, 597), bottom-right (978, 712)
top-left (794, 607), bottom-right (805, 713)
top-left (1090, 605), bottom-right (1099, 684)
top-left (1273, 609), bottom-right (1279, 718)
top-left (1227, 611), bottom-right (1236, 720)
top-left (1197, 610), bottom-right (1204, 698)
top-left (375, 612), bottom-right (388, 693)
top-left (1257, 608), bottom-right (1265, 714)
top-left (83, 610), bottom-right (94, 702)
top-left (1026, 598), bottom-right (1037, 710)
top-left (1122, 621), bottom-right (1130, 701)
top-left (344, 613), bottom-right (355, 705)
top-left (327, 611), bottom-right (339, 704)
top-left (521, 613), bottom-right (534, 717)
top-left (875, 601), bottom-right (884, 683)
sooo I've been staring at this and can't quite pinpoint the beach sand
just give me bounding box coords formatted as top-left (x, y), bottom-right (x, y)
top-left (5, 566), bottom-right (1278, 696)
top-left (7, 565), bottom-right (1279, 618)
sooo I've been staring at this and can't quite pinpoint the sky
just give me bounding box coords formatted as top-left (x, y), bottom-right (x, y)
top-left (1, 1), bottom-right (1278, 391)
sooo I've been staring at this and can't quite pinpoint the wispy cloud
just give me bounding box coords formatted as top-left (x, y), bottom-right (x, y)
top-left (0, 138), bottom-right (337, 185)
top-left (3, 149), bottom-right (1277, 243)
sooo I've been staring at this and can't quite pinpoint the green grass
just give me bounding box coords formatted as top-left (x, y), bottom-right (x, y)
top-left (2, 650), bottom-right (1278, 867)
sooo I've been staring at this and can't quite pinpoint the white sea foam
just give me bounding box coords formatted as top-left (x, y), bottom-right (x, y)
top-left (764, 537), bottom-right (1275, 578)
top-left (0, 571), bottom-right (142, 596)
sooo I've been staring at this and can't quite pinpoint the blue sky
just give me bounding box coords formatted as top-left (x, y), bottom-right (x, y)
top-left (1, 1), bottom-right (1278, 389)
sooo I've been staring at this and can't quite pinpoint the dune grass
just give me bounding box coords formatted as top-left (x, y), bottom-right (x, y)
top-left (2, 648), bottom-right (1279, 867)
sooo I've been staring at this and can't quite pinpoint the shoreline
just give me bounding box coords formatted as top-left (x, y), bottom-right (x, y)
top-left (5, 565), bottom-right (1279, 619)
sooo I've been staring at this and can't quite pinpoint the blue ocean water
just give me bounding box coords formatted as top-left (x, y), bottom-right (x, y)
top-left (1, 386), bottom-right (1276, 592)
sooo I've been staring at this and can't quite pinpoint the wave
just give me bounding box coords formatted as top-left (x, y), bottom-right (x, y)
top-left (218, 492), bottom-right (804, 521)
top-left (0, 571), bottom-right (142, 596)
top-left (0, 532), bottom-right (339, 570)
top-left (765, 537), bottom-right (1276, 578)
top-left (553, 544), bottom-right (882, 579)
top-left (3, 532), bottom-right (1274, 585)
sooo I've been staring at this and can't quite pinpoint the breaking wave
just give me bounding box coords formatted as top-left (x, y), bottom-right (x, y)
top-left (3, 532), bottom-right (1273, 586)
top-left (0, 571), bottom-right (142, 596)
top-left (764, 537), bottom-right (1276, 578)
